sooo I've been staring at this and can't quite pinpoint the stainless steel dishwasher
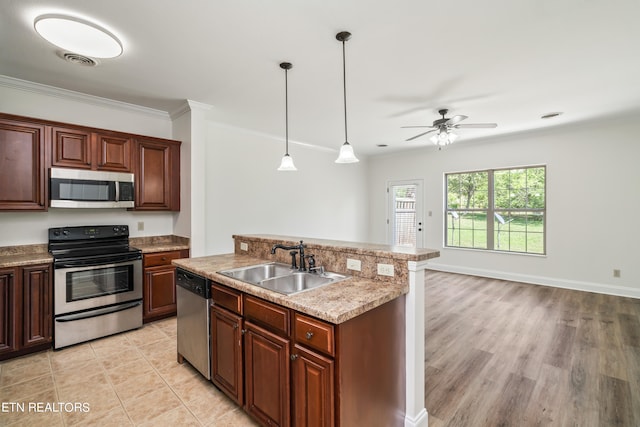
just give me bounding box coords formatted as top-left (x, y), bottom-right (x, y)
top-left (176, 268), bottom-right (211, 379)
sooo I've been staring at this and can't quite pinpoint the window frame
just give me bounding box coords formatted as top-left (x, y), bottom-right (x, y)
top-left (444, 165), bottom-right (546, 255)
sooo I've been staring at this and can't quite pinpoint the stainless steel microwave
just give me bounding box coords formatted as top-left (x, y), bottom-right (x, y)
top-left (49, 168), bottom-right (135, 208)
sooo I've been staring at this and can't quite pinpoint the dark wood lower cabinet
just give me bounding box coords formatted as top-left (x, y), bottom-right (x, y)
top-left (209, 280), bottom-right (405, 427)
top-left (0, 268), bottom-right (18, 355)
top-left (291, 344), bottom-right (334, 427)
top-left (21, 265), bottom-right (52, 348)
top-left (211, 305), bottom-right (244, 405)
top-left (143, 250), bottom-right (189, 323)
top-left (0, 264), bottom-right (52, 361)
top-left (244, 320), bottom-right (291, 427)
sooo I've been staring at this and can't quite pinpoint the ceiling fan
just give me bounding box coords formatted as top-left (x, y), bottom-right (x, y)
top-left (402, 109), bottom-right (497, 144)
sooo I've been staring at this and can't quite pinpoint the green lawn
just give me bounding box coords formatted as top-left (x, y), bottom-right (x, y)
top-left (447, 213), bottom-right (544, 254)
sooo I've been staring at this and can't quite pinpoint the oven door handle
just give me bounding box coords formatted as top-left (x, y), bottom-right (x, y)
top-left (55, 253), bottom-right (141, 269)
top-left (55, 300), bottom-right (142, 322)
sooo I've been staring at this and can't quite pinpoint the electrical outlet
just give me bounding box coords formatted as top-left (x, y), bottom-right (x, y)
top-left (377, 263), bottom-right (394, 277)
top-left (137, 221), bottom-right (144, 231)
top-left (240, 242), bottom-right (249, 251)
top-left (613, 269), bottom-right (621, 278)
top-left (346, 258), bottom-right (361, 271)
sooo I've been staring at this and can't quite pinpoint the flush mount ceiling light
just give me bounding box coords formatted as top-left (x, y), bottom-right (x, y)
top-left (277, 62), bottom-right (297, 172)
top-left (34, 14), bottom-right (123, 58)
top-left (335, 31), bottom-right (359, 164)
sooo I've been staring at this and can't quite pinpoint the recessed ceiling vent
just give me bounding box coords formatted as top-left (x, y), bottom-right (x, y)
top-left (58, 51), bottom-right (98, 66)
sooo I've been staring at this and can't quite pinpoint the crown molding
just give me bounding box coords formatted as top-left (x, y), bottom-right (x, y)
top-left (169, 99), bottom-right (213, 121)
top-left (0, 74), bottom-right (171, 120)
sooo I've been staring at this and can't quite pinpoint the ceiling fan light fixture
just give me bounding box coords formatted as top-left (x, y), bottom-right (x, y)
top-left (430, 130), bottom-right (458, 146)
top-left (277, 62), bottom-right (297, 172)
top-left (335, 31), bottom-right (359, 164)
top-left (34, 14), bottom-right (123, 59)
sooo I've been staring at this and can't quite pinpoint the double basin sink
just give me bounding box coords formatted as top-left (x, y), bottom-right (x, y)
top-left (218, 262), bottom-right (349, 295)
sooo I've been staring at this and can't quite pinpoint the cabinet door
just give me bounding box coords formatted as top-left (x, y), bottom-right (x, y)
top-left (244, 320), bottom-right (291, 427)
top-left (95, 132), bottom-right (132, 172)
top-left (292, 344), bottom-right (335, 427)
top-left (0, 268), bottom-right (19, 355)
top-left (51, 126), bottom-right (93, 169)
top-left (143, 265), bottom-right (177, 322)
top-left (211, 305), bottom-right (243, 405)
top-left (21, 264), bottom-right (52, 348)
top-left (135, 138), bottom-right (180, 211)
top-left (0, 119), bottom-right (47, 211)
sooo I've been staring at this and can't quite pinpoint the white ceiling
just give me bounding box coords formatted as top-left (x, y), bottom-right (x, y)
top-left (2, 0), bottom-right (640, 156)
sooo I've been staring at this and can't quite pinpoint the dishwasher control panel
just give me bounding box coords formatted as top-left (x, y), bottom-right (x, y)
top-left (176, 268), bottom-right (210, 299)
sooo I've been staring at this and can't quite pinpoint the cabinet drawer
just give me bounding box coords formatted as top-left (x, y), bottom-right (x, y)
top-left (294, 313), bottom-right (334, 357)
top-left (212, 283), bottom-right (242, 315)
top-left (243, 295), bottom-right (290, 336)
top-left (144, 250), bottom-right (185, 267)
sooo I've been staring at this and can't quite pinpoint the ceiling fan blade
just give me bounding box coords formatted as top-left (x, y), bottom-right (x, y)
top-left (405, 129), bottom-right (437, 141)
top-left (400, 125), bottom-right (435, 129)
top-left (445, 115), bottom-right (468, 126)
top-left (454, 123), bottom-right (497, 129)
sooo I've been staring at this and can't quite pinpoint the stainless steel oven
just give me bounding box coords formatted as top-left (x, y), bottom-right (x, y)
top-left (49, 225), bottom-right (143, 349)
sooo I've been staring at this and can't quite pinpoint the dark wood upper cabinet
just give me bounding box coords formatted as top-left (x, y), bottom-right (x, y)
top-left (51, 127), bottom-right (132, 172)
top-left (95, 132), bottom-right (132, 172)
top-left (0, 113), bottom-right (181, 212)
top-left (51, 126), bottom-right (92, 169)
top-left (134, 138), bottom-right (181, 211)
top-left (0, 118), bottom-right (47, 211)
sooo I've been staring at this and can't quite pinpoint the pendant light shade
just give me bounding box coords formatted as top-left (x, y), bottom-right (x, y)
top-left (277, 62), bottom-right (297, 171)
top-left (335, 31), bottom-right (359, 164)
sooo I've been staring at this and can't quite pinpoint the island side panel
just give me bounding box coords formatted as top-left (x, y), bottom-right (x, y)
top-left (335, 295), bottom-right (406, 427)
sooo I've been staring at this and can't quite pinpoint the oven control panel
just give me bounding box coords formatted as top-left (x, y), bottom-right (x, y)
top-left (49, 225), bottom-right (130, 241)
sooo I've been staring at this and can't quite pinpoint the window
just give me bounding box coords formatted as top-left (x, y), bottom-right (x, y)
top-left (445, 166), bottom-right (546, 254)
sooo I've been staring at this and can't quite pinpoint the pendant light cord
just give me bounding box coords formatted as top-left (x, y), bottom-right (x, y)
top-left (285, 67), bottom-right (289, 155)
top-left (342, 39), bottom-right (348, 143)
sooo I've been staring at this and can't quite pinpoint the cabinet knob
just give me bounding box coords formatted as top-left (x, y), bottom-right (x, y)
top-left (305, 331), bottom-right (314, 340)
top-left (290, 354), bottom-right (298, 361)
top-left (241, 329), bottom-right (247, 335)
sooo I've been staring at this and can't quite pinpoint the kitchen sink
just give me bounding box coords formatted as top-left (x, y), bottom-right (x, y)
top-left (218, 263), bottom-right (349, 295)
top-left (219, 262), bottom-right (293, 284)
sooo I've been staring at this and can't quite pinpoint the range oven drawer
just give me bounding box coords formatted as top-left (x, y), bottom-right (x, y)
top-left (54, 300), bottom-right (142, 349)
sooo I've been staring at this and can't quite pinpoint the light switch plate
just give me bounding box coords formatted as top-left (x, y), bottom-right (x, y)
top-left (346, 258), bottom-right (361, 271)
top-left (240, 242), bottom-right (248, 251)
top-left (377, 263), bottom-right (394, 277)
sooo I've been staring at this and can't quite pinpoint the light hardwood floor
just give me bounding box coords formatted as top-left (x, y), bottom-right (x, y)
top-left (424, 270), bottom-right (640, 427)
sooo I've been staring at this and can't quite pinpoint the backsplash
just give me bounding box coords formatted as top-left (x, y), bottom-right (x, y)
top-left (232, 235), bottom-right (418, 286)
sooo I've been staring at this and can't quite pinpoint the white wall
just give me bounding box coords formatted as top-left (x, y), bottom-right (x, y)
top-left (203, 122), bottom-right (369, 255)
top-left (0, 76), bottom-right (178, 245)
top-left (368, 114), bottom-right (640, 298)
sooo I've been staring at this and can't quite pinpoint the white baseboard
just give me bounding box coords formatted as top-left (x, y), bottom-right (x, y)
top-left (405, 408), bottom-right (429, 427)
top-left (426, 263), bottom-right (640, 299)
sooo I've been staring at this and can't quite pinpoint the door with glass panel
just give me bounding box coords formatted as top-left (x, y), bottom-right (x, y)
top-left (387, 180), bottom-right (424, 248)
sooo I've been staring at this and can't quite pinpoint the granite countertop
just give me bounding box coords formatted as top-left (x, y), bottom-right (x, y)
top-left (130, 235), bottom-right (190, 254)
top-left (173, 253), bottom-right (408, 324)
top-left (0, 244), bottom-right (52, 268)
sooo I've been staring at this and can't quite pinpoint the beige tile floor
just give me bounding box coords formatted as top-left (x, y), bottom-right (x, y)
top-left (0, 317), bottom-right (259, 426)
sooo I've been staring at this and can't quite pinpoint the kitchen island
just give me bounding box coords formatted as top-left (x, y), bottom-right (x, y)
top-left (173, 234), bottom-right (439, 427)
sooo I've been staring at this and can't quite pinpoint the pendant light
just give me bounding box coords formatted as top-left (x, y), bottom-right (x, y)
top-left (277, 62), bottom-right (297, 171)
top-left (335, 31), bottom-right (359, 163)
